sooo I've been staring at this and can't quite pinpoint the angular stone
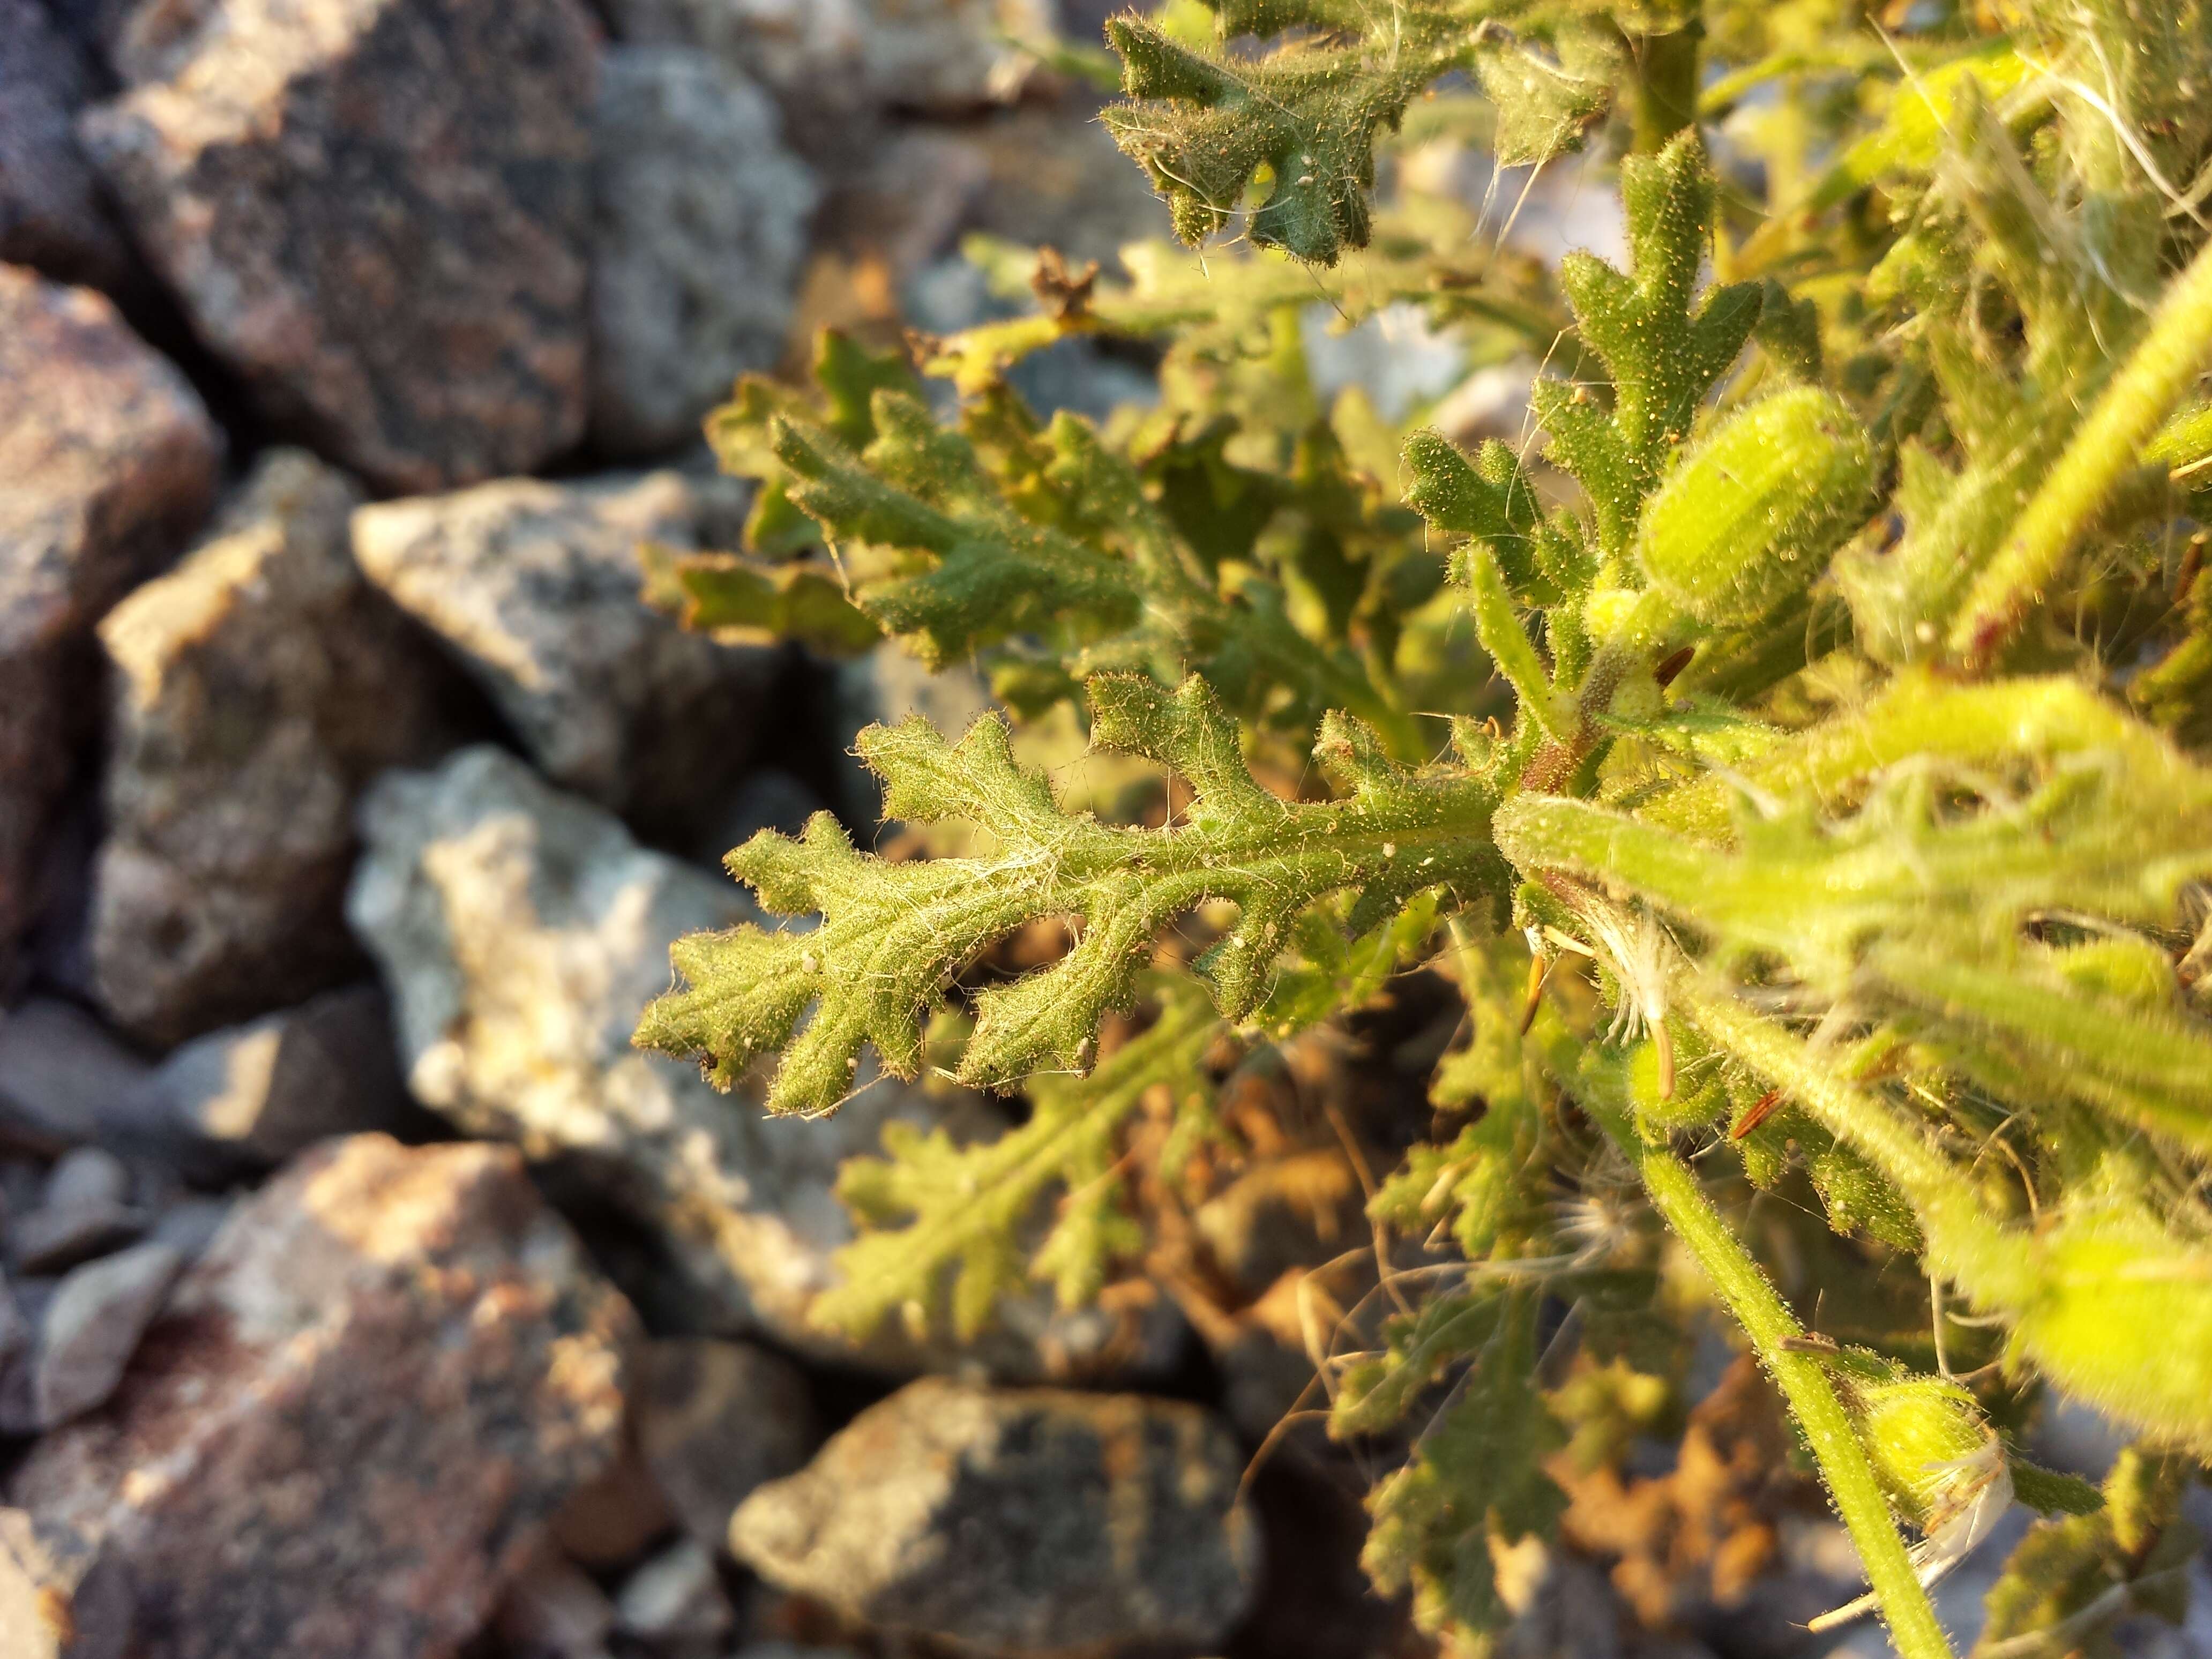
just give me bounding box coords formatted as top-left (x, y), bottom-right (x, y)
top-left (0, 1506), bottom-right (133, 1659)
top-left (731, 1377), bottom-right (1260, 1655)
top-left (0, 267), bottom-right (220, 980)
top-left (636, 1339), bottom-right (816, 1551)
top-left (2, 1239), bottom-right (182, 1432)
top-left (612, 1537), bottom-right (733, 1647)
top-left (92, 451), bottom-right (458, 1044)
top-left (604, 0), bottom-right (1052, 160)
top-left (131, 983), bottom-right (417, 1174)
top-left (8, 1200), bottom-right (149, 1277)
top-left (42, 1149), bottom-right (130, 1213)
top-left (0, 0), bottom-right (132, 289)
top-left (351, 473), bottom-right (780, 834)
top-left (78, 0), bottom-right (598, 491)
top-left (591, 47), bottom-right (817, 458)
top-left (347, 746), bottom-right (1007, 1364)
top-left (0, 1000), bottom-right (151, 1154)
top-left (7, 1134), bottom-right (637, 1659)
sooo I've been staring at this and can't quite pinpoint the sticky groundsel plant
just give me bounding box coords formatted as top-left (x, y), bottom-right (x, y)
top-left (639, 2), bottom-right (2212, 1653)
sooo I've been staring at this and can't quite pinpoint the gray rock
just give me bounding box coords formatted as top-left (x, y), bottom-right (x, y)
top-left (591, 47), bottom-right (817, 458)
top-left (90, 450), bottom-right (457, 1044)
top-left (7, 1199), bottom-right (148, 1277)
top-left (605, 0), bottom-right (1053, 160)
top-left (345, 745), bottom-right (1004, 1364)
top-left (612, 1537), bottom-right (733, 1647)
top-left (7, 1134), bottom-right (638, 1659)
top-left (0, 1505), bottom-right (133, 1659)
top-left (41, 1148), bottom-right (128, 1212)
top-left (350, 472), bottom-right (780, 834)
top-left (0, 267), bottom-right (220, 981)
top-left (78, 0), bottom-right (599, 491)
top-left (0, 1239), bottom-right (181, 1432)
top-left (0, 1000), bottom-right (150, 1153)
top-left (0, 1278), bottom-right (26, 1380)
top-left (0, 0), bottom-right (132, 288)
top-left (496, 1547), bottom-right (618, 1659)
top-left (146, 1195), bottom-right (231, 1264)
top-left (131, 983), bottom-right (416, 1174)
top-left (636, 1338), bottom-right (817, 1552)
top-left (730, 1377), bottom-right (1260, 1655)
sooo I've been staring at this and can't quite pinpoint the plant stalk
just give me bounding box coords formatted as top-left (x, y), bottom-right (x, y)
top-left (1589, 1105), bottom-right (1959, 1659)
top-left (1949, 230), bottom-right (2212, 669)
top-left (1631, 25), bottom-right (1704, 153)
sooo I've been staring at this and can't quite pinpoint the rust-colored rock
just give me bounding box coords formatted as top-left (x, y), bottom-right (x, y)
top-left (78, 0), bottom-right (599, 491)
top-left (0, 265), bottom-right (220, 982)
top-left (6, 1134), bottom-right (638, 1659)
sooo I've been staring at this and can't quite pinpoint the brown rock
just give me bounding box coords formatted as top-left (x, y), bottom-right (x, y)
top-left (0, 0), bottom-right (133, 288)
top-left (549, 1428), bottom-right (675, 1568)
top-left (0, 266), bottom-right (220, 981)
top-left (90, 452), bottom-right (455, 1044)
top-left (7, 1134), bottom-right (638, 1659)
top-left (78, 0), bottom-right (599, 491)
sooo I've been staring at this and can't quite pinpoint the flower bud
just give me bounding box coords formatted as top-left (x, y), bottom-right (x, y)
top-left (1857, 1374), bottom-right (1997, 1529)
top-left (1635, 387), bottom-right (1874, 627)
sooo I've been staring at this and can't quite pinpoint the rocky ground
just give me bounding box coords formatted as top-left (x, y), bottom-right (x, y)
top-left (4, 3), bottom-right (2210, 1658)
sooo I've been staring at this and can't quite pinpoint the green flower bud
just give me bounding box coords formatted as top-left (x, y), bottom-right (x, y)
top-left (1635, 387), bottom-right (1875, 626)
top-left (2042, 935), bottom-right (2178, 1008)
top-left (1858, 1374), bottom-right (1997, 1529)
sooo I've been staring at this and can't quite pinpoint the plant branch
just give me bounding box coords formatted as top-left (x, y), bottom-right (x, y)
top-left (1583, 1089), bottom-right (1959, 1659)
top-left (1948, 232), bottom-right (2212, 670)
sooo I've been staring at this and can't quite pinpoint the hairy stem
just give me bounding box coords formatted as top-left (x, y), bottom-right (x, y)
top-left (1588, 1101), bottom-right (1958, 1659)
top-left (1631, 25), bottom-right (1703, 153)
top-left (1948, 232), bottom-right (2212, 669)
top-left (1673, 980), bottom-right (2037, 1310)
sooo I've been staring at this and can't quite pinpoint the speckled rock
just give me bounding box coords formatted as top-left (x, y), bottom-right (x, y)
top-left (0, 266), bottom-right (220, 982)
top-left (78, 0), bottom-right (599, 491)
top-left (0, 0), bottom-right (132, 288)
top-left (604, 0), bottom-right (1051, 160)
top-left (590, 46), bottom-right (817, 457)
top-left (6, 1133), bottom-right (637, 1659)
top-left (91, 451), bottom-right (455, 1045)
top-left (349, 470), bottom-right (779, 835)
top-left (732, 1376), bottom-right (1260, 1655)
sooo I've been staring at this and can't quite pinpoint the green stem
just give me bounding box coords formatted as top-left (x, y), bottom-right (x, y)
top-left (1674, 980), bottom-right (2036, 1311)
top-left (1631, 25), bottom-right (1704, 154)
top-left (1948, 232), bottom-right (2212, 669)
top-left (1588, 1103), bottom-right (1958, 1659)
